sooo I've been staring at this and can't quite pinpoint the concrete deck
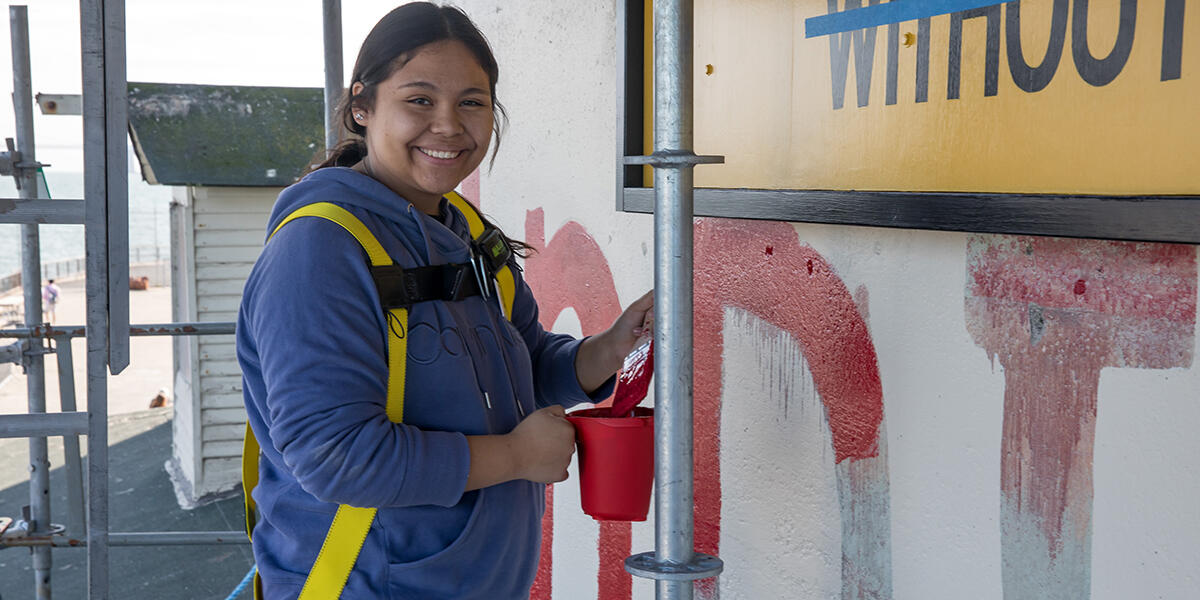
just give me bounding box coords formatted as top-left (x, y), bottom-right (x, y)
top-left (0, 280), bottom-right (254, 599)
top-left (0, 278), bottom-right (176, 416)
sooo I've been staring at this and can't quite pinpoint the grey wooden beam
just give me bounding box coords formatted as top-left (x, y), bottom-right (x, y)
top-left (0, 198), bottom-right (85, 224)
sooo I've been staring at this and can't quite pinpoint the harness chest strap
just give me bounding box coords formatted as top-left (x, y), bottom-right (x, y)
top-left (241, 196), bottom-right (515, 599)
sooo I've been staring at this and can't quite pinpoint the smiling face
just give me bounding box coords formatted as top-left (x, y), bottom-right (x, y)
top-left (353, 40), bottom-right (494, 214)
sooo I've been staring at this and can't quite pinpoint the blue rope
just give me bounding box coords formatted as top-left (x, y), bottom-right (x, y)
top-left (224, 565), bottom-right (256, 600)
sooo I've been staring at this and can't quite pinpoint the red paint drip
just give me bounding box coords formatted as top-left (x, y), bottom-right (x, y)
top-left (609, 337), bottom-right (654, 417)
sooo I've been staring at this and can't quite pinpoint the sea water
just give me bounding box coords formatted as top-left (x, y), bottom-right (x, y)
top-left (0, 169), bottom-right (171, 279)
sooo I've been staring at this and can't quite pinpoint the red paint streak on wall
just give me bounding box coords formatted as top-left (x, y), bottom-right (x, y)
top-left (692, 218), bottom-right (885, 598)
top-left (966, 235), bottom-right (1196, 597)
top-left (530, 485), bottom-right (554, 600)
top-left (524, 208), bottom-right (630, 600)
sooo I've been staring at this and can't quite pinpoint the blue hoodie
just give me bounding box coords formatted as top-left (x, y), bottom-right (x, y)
top-left (237, 167), bottom-right (613, 599)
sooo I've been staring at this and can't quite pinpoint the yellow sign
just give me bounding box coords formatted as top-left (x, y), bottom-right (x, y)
top-left (673, 0), bottom-right (1197, 195)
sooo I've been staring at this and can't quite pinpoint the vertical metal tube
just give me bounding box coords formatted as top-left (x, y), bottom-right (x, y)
top-left (653, 1), bottom-right (695, 599)
top-left (56, 335), bottom-right (87, 539)
top-left (11, 7), bottom-right (53, 598)
top-left (105, 0), bottom-right (129, 374)
top-left (322, 0), bottom-right (343, 153)
top-left (81, 0), bottom-right (111, 596)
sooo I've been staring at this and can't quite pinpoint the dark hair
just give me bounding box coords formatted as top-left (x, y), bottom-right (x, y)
top-left (313, 2), bottom-right (532, 257)
top-left (318, 2), bottom-right (506, 169)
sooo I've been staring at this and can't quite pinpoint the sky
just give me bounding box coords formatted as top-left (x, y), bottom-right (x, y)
top-left (0, 0), bottom-right (407, 173)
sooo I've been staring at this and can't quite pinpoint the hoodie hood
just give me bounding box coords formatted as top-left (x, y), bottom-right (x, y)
top-left (266, 166), bottom-right (473, 267)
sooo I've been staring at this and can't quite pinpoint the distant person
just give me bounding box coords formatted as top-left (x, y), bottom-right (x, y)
top-left (236, 4), bottom-right (652, 599)
top-left (41, 279), bottom-right (59, 324)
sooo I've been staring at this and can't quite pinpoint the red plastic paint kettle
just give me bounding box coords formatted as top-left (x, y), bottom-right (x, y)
top-left (565, 406), bottom-right (654, 521)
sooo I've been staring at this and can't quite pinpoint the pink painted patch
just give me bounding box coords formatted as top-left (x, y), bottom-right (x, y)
top-left (693, 218), bottom-right (887, 598)
top-left (966, 235), bottom-right (1196, 599)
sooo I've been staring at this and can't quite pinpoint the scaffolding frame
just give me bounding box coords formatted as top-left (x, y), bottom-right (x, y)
top-left (0, 1), bottom-right (344, 598)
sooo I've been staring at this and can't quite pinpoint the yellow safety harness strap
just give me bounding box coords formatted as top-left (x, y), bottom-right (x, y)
top-left (241, 202), bottom-right (405, 600)
top-left (242, 196), bottom-right (512, 599)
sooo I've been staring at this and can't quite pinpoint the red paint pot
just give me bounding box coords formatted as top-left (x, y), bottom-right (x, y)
top-left (565, 407), bottom-right (654, 521)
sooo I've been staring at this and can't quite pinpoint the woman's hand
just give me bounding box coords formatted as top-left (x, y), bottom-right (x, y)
top-left (508, 405), bottom-right (576, 483)
top-left (464, 406), bottom-right (576, 490)
top-left (574, 289), bottom-right (654, 394)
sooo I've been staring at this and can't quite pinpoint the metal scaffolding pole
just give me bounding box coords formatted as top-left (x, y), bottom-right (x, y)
top-left (322, 0), bottom-right (343, 153)
top-left (623, 0), bottom-right (723, 597)
top-left (10, 6), bottom-right (53, 598)
top-left (80, 0), bottom-right (128, 596)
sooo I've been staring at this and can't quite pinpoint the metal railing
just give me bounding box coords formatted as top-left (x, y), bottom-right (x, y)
top-left (0, 245), bottom-right (167, 297)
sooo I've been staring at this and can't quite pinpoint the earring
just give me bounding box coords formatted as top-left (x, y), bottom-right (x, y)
top-left (354, 112), bottom-right (364, 122)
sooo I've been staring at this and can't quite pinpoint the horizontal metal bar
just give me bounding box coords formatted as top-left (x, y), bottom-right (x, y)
top-left (0, 198), bottom-right (85, 224)
top-left (0, 321), bottom-right (236, 339)
top-left (623, 151), bottom-right (724, 167)
top-left (35, 92), bottom-right (83, 115)
top-left (109, 531), bottom-right (250, 546)
top-left (0, 531), bottom-right (249, 548)
top-left (0, 412), bottom-right (89, 438)
top-left (621, 187), bottom-right (1200, 245)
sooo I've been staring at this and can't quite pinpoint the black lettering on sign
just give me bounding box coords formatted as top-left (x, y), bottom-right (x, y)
top-left (1162, 0), bottom-right (1185, 81)
top-left (887, 23), bottom-right (900, 105)
top-left (827, 0), bottom-right (882, 109)
top-left (1006, 0), bottom-right (1069, 93)
top-left (823, 0), bottom-right (1183, 109)
top-left (1072, 0), bottom-right (1137, 86)
top-left (917, 17), bottom-right (931, 103)
top-left (888, 18), bottom-right (932, 104)
top-left (948, 5), bottom-right (1002, 99)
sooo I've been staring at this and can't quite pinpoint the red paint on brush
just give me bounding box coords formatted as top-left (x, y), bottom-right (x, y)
top-left (609, 337), bottom-right (653, 417)
top-left (524, 208), bottom-right (632, 600)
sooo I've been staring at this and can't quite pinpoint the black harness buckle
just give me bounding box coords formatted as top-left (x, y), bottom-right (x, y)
top-left (370, 263), bottom-right (481, 310)
top-left (473, 227), bottom-right (512, 277)
top-left (368, 227), bottom-right (510, 311)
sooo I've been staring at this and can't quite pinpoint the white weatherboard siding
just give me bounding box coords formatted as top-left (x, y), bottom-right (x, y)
top-left (169, 185), bottom-right (276, 505)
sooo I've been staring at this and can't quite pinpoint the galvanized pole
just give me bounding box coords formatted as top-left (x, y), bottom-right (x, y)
top-left (653, 1), bottom-right (695, 597)
top-left (623, 0), bottom-right (722, 595)
top-left (322, 0), bottom-right (343, 153)
top-left (11, 6), bottom-right (53, 598)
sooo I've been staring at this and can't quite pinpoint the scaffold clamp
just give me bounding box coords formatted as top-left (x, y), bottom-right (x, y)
top-left (623, 150), bottom-right (724, 169)
top-left (624, 551), bottom-right (724, 582)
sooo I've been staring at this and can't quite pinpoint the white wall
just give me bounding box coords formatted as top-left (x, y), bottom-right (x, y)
top-left (169, 185), bottom-right (275, 506)
top-left (459, 2), bottom-right (1200, 599)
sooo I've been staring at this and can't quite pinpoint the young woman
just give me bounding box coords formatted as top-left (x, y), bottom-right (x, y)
top-left (236, 3), bottom-right (651, 599)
